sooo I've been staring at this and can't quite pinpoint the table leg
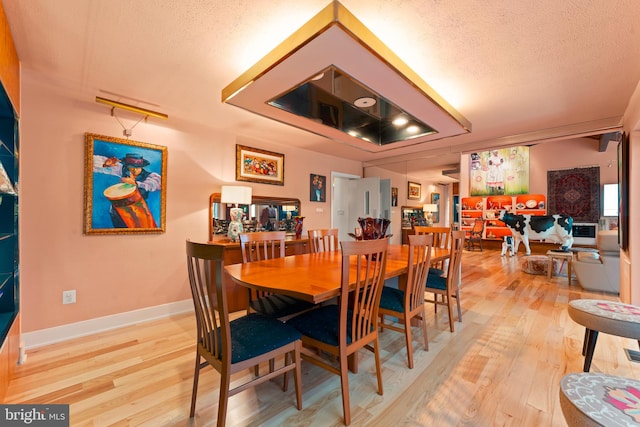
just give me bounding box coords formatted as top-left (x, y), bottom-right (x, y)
top-left (547, 257), bottom-right (553, 280)
top-left (567, 259), bottom-right (572, 286)
top-left (583, 328), bottom-right (599, 372)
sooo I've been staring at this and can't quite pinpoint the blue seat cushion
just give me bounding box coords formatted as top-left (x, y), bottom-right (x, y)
top-left (225, 313), bottom-right (302, 364)
top-left (379, 286), bottom-right (405, 313)
top-left (249, 294), bottom-right (316, 319)
top-left (426, 274), bottom-right (447, 291)
top-left (429, 267), bottom-right (445, 277)
top-left (288, 305), bottom-right (358, 346)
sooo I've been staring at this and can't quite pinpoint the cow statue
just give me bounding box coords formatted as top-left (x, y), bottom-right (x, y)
top-left (501, 236), bottom-right (515, 257)
top-left (498, 210), bottom-right (574, 255)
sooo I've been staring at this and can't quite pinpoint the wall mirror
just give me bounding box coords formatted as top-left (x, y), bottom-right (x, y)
top-left (209, 193), bottom-right (301, 239)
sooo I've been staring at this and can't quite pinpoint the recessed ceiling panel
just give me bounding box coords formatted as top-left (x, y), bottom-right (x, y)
top-left (222, 1), bottom-right (471, 153)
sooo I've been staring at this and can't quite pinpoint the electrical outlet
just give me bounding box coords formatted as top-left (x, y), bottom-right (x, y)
top-left (62, 290), bottom-right (76, 304)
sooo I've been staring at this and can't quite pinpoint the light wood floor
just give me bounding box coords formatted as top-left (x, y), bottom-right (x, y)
top-left (6, 249), bottom-right (639, 426)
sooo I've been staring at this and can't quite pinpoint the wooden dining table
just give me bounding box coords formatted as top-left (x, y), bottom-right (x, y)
top-left (224, 244), bottom-right (451, 304)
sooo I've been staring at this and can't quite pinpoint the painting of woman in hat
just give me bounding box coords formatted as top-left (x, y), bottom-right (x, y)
top-left (86, 134), bottom-right (166, 233)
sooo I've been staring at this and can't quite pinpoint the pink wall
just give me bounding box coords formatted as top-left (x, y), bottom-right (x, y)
top-left (529, 138), bottom-right (618, 195)
top-left (19, 71), bottom-right (361, 333)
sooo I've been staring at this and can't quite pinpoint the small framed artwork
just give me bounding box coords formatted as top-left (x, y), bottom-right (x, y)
top-left (408, 181), bottom-right (421, 200)
top-left (236, 144), bottom-right (284, 185)
top-left (431, 192), bottom-right (441, 223)
top-left (84, 133), bottom-right (167, 235)
top-left (391, 187), bottom-right (398, 207)
top-left (310, 174), bottom-right (326, 202)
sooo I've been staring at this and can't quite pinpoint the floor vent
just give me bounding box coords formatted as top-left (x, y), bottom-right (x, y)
top-left (624, 348), bottom-right (640, 363)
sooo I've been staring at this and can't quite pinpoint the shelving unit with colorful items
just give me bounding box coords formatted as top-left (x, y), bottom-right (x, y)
top-left (460, 196), bottom-right (484, 231)
top-left (514, 194), bottom-right (546, 215)
top-left (460, 194), bottom-right (547, 240)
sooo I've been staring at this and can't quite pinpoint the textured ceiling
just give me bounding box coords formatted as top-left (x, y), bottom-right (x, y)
top-left (4, 0), bottom-right (640, 182)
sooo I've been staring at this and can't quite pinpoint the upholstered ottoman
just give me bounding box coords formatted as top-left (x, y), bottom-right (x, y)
top-left (560, 372), bottom-right (640, 426)
top-left (521, 255), bottom-right (559, 276)
top-left (568, 299), bottom-right (640, 372)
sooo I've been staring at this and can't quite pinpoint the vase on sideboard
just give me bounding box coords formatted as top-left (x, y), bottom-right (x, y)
top-left (294, 216), bottom-right (305, 239)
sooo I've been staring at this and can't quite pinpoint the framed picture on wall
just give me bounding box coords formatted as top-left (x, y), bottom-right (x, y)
top-left (408, 181), bottom-right (421, 200)
top-left (83, 133), bottom-right (167, 235)
top-left (431, 192), bottom-right (441, 223)
top-left (236, 144), bottom-right (285, 185)
top-left (391, 187), bottom-right (398, 206)
top-left (310, 173), bottom-right (326, 202)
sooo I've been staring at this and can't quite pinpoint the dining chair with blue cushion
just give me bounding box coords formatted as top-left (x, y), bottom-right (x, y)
top-left (414, 225), bottom-right (450, 276)
top-left (239, 231), bottom-right (316, 320)
top-left (379, 233), bottom-right (433, 368)
top-left (186, 240), bottom-right (303, 426)
top-left (425, 230), bottom-right (464, 332)
top-left (288, 238), bottom-right (388, 426)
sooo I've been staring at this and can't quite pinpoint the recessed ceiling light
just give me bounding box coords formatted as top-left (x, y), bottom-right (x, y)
top-left (392, 116), bottom-right (409, 126)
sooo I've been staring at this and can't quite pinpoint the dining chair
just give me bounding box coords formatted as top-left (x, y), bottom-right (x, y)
top-left (414, 225), bottom-right (451, 275)
top-left (287, 238), bottom-right (388, 426)
top-left (239, 231), bottom-right (316, 320)
top-left (465, 218), bottom-right (485, 251)
top-left (379, 233), bottom-right (433, 368)
top-left (186, 240), bottom-right (303, 426)
top-left (308, 228), bottom-right (339, 253)
top-left (424, 230), bottom-right (464, 332)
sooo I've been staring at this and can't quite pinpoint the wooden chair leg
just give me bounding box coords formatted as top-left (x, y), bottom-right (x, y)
top-left (293, 343), bottom-right (303, 410)
top-left (455, 291), bottom-right (462, 322)
top-left (283, 353), bottom-right (289, 392)
top-left (421, 305), bottom-right (429, 352)
top-left (404, 314), bottom-right (414, 369)
top-left (217, 370), bottom-right (231, 427)
top-left (446, 295), bottom-right (455, 332)
top-left (339, 351), bottom-right (352, 425)
top-left (190, 355), bottom-right (201, 417)
top-left (373, 339), bottom-right (383, 396)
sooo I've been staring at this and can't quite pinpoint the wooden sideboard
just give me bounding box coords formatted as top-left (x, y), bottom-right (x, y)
top-left (207, 237), bottom-right (310, 312)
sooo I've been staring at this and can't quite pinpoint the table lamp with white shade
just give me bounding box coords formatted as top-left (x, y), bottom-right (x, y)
top-left (221, 185), bottom-right (252, 241)
top-left (423, 203), bottom-right (438, 226)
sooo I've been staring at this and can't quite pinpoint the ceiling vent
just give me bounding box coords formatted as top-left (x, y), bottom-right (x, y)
top-left (442, 166), bottom-right (460, 180)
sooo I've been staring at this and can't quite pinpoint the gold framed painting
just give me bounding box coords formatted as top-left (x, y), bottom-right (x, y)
top-left (83, 133), bottom-right (167, 235)
top-left (408, 181), bottom-right (421, 200)
top-left (236, 144), bottom-right (285, 185)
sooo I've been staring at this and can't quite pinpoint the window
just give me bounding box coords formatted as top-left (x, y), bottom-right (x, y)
top-left (603, 183), bottom-right (619, 217)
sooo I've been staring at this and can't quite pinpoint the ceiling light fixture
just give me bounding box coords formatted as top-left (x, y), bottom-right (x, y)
top-left (221, 0), bottom-right (471, 153)
top-left (95, 96), bottom-right (168, 120)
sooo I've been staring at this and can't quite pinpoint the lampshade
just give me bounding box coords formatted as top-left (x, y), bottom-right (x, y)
top-left (221, 186), bottom-right (252, 205)
top-left (423, 203), bottom-right (438, 213)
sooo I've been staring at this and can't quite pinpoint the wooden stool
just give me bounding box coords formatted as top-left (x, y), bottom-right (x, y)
top-left (568, 299), bottom-right (640, 372)
top-left (547, 250), bottom-right (573, 285)
top-left (560, 372), bottom-right (640, 426)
